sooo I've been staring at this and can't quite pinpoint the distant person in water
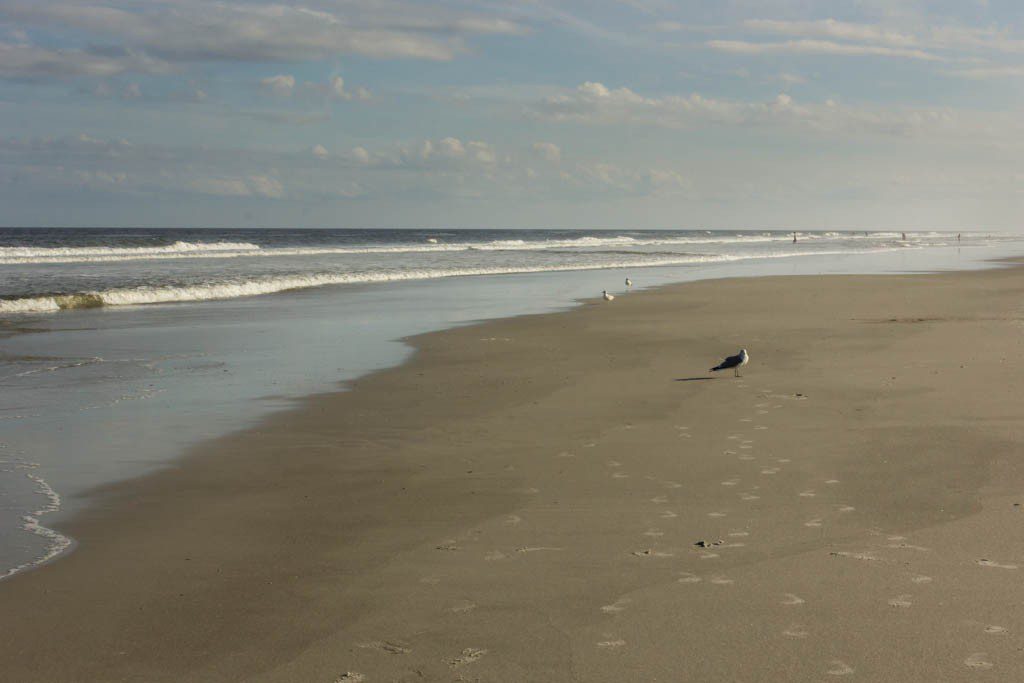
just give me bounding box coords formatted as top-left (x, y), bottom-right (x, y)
top-left (902, 232), bottom-right (907, 241)
top-left (792, 232), bottom-right (797, 243)
top-left (957, 233), bottom-right (961, 242)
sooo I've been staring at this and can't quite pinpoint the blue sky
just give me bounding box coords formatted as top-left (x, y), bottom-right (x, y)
top-left (1, 0), bottom-right (1022, 230)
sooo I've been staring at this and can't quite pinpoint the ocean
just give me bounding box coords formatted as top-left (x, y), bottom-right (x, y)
top-left (1, 227), bottom-right (1021, 580)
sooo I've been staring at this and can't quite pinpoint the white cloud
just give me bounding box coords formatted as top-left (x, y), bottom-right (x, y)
top-left (0, 1), bottom-right (527, 71)
top-left (532, 141), bottom-right (561, 162)
top-left (0, 41), bottom-right (170, 80)
top-left (312, 144), bottom-right (329, 159)
top-left (260, 74), bottom-right (295, 97)
top-left (945, 65), bottom-right (1024, 79)
top-left (350, 146), bottom-right (371, 164)
top-left (327, 75), bottom-right (372, 101)
top-left (531, 81), bottom-right (985, 138)
top-left (707, 39), bottom-right (944, 61)
top-left (467, 141), bottom-right (496, 164)
top-left (744, 19), bottom-right (918, 48)
top-left (437, 137), bottom-right (466, 158)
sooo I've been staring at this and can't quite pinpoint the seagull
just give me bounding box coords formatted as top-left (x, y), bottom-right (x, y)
top-left (625, 277), bottom-right (632, 288)
top-left (710, 349), bottom-right (749, 377)
top-left (603, 290), bottom-right (615, 302)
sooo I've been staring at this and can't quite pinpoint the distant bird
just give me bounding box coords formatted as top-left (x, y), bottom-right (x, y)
top-left (625, 277), bottom-right (632, 288)
top-left (710, 348), bottom-right (749, 377)
top-left (602, 290), bottom-right (615, 302)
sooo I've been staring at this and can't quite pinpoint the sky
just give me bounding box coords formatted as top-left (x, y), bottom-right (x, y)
top-left (1, 0), bottom-right (1023, 230)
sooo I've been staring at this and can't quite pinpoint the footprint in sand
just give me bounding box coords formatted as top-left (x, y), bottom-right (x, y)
top-left (607, 461), bottom-right (622, 468)
top-left (825, 479), bottom-right (840, 484)
top-left (660, 510), bottom-right (678, 519)
top-left (740, 493), bottom-right (760, 501)
top-left (739, 454), bottom-right (756, 461)
top-left (760, 468), bottom-right (779, 475)
top-left (517, 546), bottom-right (562, 553)
top-left (449, 601), bottom-right (477, 614)
top-left (650, 495), bottom-right (669, 504)
top-left (633, 549), bottom-right (674, 558)
top-left (505, 515), bottom-right (522, 526)
top-left (739, 444), bottom-right (754, 450)
top-left (740, 418), bottom-right (753, 423)
top-left (707, 511), bottom-right (727, 518)
top-left (709, 575), bottom-right (734, 585)
top-left (449, 648), bottom-right (487, 668)
top-left (729, 531), bottom-right (750, 538)
top-left (984, 625), bottom-right (1007, 635)
top-left (597, 639), bottom-right (627, 649)
top-left (359, 641), bottom-right (412, 655)
top-left (601, 598), bottom-right (631, 614)
top-left (664, 481), bottom-right (683, 489)
top-left (643, 529), bottom-right (665, 537)
top-left (556, 451), bottom-right (575, 458)
top-left (678, 572), bottom-right (702, 583)
top-left (804, 519), bottom-right (823, 528)
top-left (754, 425), bottom-right (768, 430)
top-left (721, 479), bottom-right (740, 487)
top-left (781, 593), bottom-right (806, 605)
top-left (911, 575), bottom-right (933, 584)
top-left (782, 624), bottom-right (809, 639)
top-left (964, 653), bottom-right (993, 670)
top-left (888, 594), bottom-right (912, 608)
top-left (724, 450), bottom-right (737, 456)
top-left (887, 543), bottom-right (930, 552)
top-left (484, 550), bottom-right (507, 561)
top-left (837, 505), bottom-right (856, 513)
top-left (776, 458), bottom-right (791, 463)
top-left (799, 490), bottom-right (817, 498)
top-left (727, 435), bottom-right (742, 440)
top-left (611, 472), bottom-right (630, 479)
top-left (335, 673), bottom-right (365, 682)
top-left (977, 559), bottom-right (1018, 569)
top-left (826, 660), bottom-right (855, 676)
top-left (830, 551), bottom-right (880, 562)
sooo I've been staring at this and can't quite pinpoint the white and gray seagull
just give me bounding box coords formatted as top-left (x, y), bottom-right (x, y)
top-left (625, 277), bottom-right (632, 288)
top-left (710, 348), bottom-right (749, 377)
top-left (602, 290), bottom-right (615, 302)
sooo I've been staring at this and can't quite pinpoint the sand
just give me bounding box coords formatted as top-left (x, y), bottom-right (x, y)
top-left (3, 263), bottom-right (1024, 681)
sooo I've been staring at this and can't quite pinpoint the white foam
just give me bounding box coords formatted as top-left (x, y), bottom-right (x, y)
top-left (0, 248), bottom-right (887, 314)
top-left (0, 232), bottom-right (939, 265)
top-left (0, 470), bottom-right (73, 581)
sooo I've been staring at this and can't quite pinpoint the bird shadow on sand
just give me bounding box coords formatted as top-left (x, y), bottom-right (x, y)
top-left (675, 377), bottom-right (714, 382)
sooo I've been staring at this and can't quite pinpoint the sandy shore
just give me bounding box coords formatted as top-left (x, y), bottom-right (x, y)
top-left (3, 264), bottom-right (1024, 681)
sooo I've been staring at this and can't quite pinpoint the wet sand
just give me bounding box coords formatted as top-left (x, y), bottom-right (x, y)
top-left (3, 264), bottom-right (1024, 681)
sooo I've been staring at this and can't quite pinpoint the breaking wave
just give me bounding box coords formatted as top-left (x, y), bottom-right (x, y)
top-left (0, 249), bottom-right (867, 314)
top-left (0, 233), bottom-right (914, 265)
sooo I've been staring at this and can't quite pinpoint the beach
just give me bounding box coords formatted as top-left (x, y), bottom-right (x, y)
top-left (3, 263), bottom-right (1024, 681)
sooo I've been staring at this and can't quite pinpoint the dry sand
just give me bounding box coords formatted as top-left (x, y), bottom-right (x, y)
top-left (3, 264), bottom-right (1024, 681)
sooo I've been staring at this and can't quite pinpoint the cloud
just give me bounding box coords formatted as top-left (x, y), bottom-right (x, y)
top-left (530, 81), bottom-right (984, 138)
top-left (532, 141), bottom-right (561, 163)
top-left (944, 65), bottom-right (1024, 79)
top-left (707, 39), bottom-right (944, 61)
top-left (328, 75), bottom-right (372, 101)
top-left (311, 144), bottom-right (329, 159)
top-left (0, 41), bottom-right (170, 80)
top-left (0, 1), bottom-right (528, 72)
top-left (743, 19), bottom-right (918, 48)
top-left (260, 74), bottom-right (295, 97)
top-left (741, 17), bottom-right (1024, 56)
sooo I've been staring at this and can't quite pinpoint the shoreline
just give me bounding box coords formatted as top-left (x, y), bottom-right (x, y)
top-left (4, 263), bottom-right (1024, 680)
